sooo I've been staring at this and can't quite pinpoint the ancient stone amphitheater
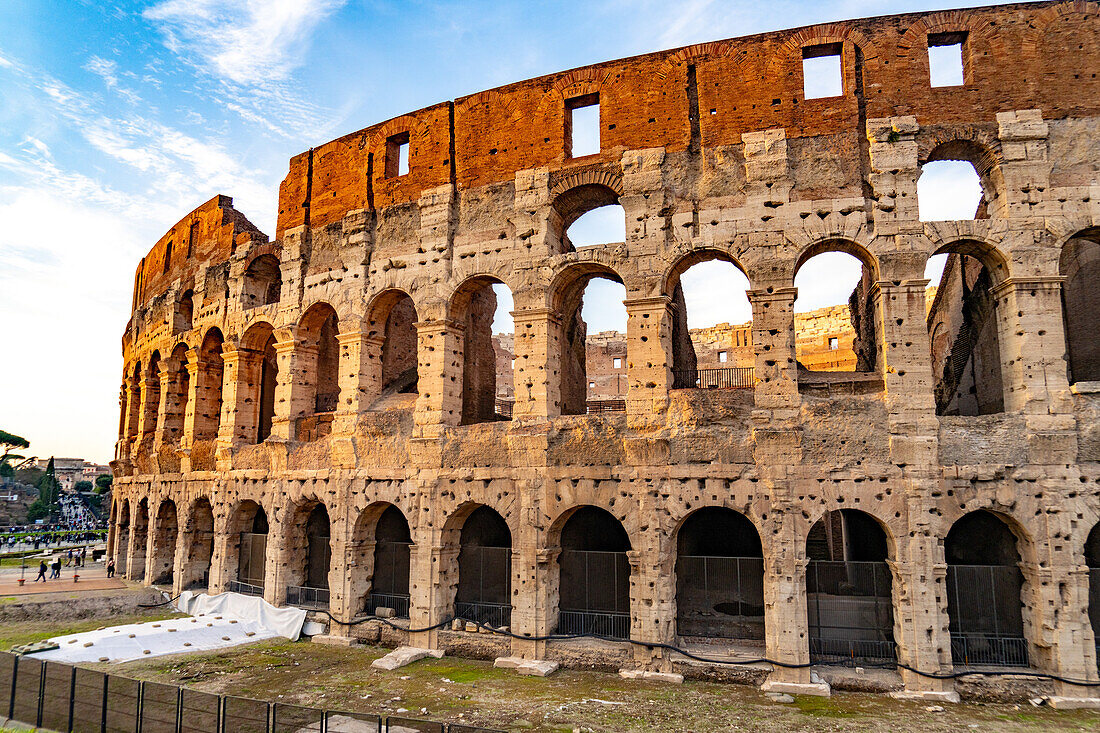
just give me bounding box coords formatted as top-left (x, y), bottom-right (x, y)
top-left (109, 1), bottom-right (1100, 703)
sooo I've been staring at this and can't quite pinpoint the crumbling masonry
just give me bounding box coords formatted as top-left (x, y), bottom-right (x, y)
top-left (110, 1), bottom-right (1100, 702)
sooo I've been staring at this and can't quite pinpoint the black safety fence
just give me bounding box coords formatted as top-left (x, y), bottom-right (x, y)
top-left (585, 399), bottom-right (626, 414)
top-left (946, 564), bottom-right (1028, 667)
top-left (675, 555), bottom-right (765, 640)
top-left (806, 560), bottom-right (897, 665)
top-left (558, 549), bottom-right (631, 638)
top-left (455, 546), bottom-right (511, 628)
top-left (672, 367), bottom-right (754, 390)
top-left (0, 651), bottom-right (505, 733)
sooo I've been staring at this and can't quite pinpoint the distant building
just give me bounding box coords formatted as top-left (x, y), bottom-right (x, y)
top-left (36, 459), bottom-right (110, 492)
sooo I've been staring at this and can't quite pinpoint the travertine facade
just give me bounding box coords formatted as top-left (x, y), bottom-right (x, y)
top-left (110, 2), bottom-right (1100, 702)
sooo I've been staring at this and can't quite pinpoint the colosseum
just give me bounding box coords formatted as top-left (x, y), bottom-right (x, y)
top-left (109, 0), bottom-right (1100, 704)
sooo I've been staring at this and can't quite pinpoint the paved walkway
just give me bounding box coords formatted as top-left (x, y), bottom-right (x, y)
top-left (0, 562), bottom-right (125, 596)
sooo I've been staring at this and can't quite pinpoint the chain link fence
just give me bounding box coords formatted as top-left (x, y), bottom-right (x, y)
top-left (0, 651), bottom-right (504, 733)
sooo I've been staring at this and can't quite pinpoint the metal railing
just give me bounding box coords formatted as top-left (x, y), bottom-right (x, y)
top-left (950, 633), bottom-right (1030, 668)
top-left (676, 556), bottom-right (765, 639)
top-left (454, 601), bottom-right (511, 629)
top-left (807, 560), bottom-right (896, 665)
top-left (0, 651), bottom-right (505, 733)
top-left (557, 610), bottom-right (630, 638)
top-left (586, 399), bottom-right (626, 413)
top-left (286, 585), bottom-right (330, 610)
top-left (494, 399), bottom-right (513, 419)
top-left (672, 366), bottom-right (754, 390)
top-left (809, 637), bottom-right (898, 665)
top-left (228, 579), bottom-right (264, 597)
top-left (364, 592), bottom-right (411, 619)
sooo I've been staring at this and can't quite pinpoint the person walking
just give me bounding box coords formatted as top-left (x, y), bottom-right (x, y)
top-left (34, 560), bottom-right (47, 582)
top-left (65, 548), bottom-right (73, 566)
top-left (106, 558), bottom-right (115, 578)
top-left (49, 558), bottom-right (60, 579)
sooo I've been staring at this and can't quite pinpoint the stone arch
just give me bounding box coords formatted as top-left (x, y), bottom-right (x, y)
top-left (547, 261), bottom-right (628, 415)
top-left (450, 275), bottom-right (515, 424)
top-left (115, 499), bottom-right (131, 575)
top-left (130, 497), bottom-right (149, 582)
top-left (242, 253), bottom-right (282, 309)
top-left (1059, 228), bottom-right (1100, 383)
top-left (163, 343), bottom-right (190, 453)
top-left (182, 496), bottom-right (214, 591)
top-left (764, 25), bottom-right (881, 99)
top-left (547, 176), bottom-right (624, 254)
top-left (897, 10), bottom-right (997, 83)
top-left (552, 505), bottom-right (632, 638)
top-left (125, 360), bottom-right (142, 446)
top-left (238, 321), bottom-right (278, 443)
top-left (919, 137), bottom-right (1005, 218)
top-left (175, 289), bottom-right (194, 333)
top-left (534, 67), bottom-right (621, 122)
top-left (227, 499), bottom-right (269, 594)
top-left (944, 509), bottom-right (1031, 667)
top-left (365, 288), bottom-right (419, 400)
top-left (296, 301), bottom-right (341, 429)
top-left (149, 499), bottom-right (178, 585)
top-left (674, 506), bottom-right (764, 642)
top-left (1026, 1), bottom-right (1100, 96)
top-left (355, 503), bottom-right (413, 618)
top-left (926, 238), bottom-right (1010, 416)
top-left (281, 498), bottom-right (333, 608)
top-left (193, 328), bottom-right (225, 457)
top-left (443, 503), bottom-right (514, 627)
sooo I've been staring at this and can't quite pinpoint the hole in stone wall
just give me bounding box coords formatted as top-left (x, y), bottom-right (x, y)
top-left (386, 132), bottom-right (410, 178)
top-left (575, 277), bottom-right (627, 408)
top-left (928, 32), bottom-right (966, 87)
top-left (566, 204), bottom-right (625, 248)
top-left (566, 94), bottom-right (600, 158)
top-left (919, 161), bottom-right (983, 221)
top-left (669, 257), bottom-right (753, 389)
top-left (794, 251), bottom-right (874, 373)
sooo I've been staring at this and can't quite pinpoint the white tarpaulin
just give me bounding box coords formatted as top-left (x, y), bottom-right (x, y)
top-left (33, 591), bottom-right (307, 664)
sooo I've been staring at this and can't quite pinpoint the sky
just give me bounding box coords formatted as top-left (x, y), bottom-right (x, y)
top-left (0, 0), bottom-right (996, 464)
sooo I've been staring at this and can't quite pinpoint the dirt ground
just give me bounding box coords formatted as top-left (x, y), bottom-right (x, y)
top-left (2, 593), bottom-right (1098, 732)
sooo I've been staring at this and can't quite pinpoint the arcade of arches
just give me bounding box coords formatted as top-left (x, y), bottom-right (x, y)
top-left (111, 2), bottom-right (1100, 704)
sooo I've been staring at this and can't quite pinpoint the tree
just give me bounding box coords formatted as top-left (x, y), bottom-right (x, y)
top-left (0, 430), bottom-right (30, 477)
top-left (75, 480), bottom-right (93, 493)
top-left (95, 474), bottom-right (113, 492)
top-left (36, 458), bottom-right (59, 513)
top-left (26, 498), bottom-right (49, 522)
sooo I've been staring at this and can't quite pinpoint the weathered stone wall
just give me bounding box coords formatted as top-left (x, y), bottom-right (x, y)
top-left (110, 1), bottom-right (1100, 702)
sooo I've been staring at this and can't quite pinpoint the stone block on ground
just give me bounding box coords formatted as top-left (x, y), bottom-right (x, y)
top-left (761, 679), bottom-right (831, 697)
top-left (371, 646), bottom-right (444, 671)
top-left (494, 656), bottom-right (560, 677)
top-left (619, 669), bottom-right (684, 684)
top-left (311, 634), bottom-right (357, 647)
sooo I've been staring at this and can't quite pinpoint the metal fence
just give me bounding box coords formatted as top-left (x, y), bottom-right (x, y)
top-left (286, 585), bottom-right (330, 610)
top-left (453, 602), bottom-right (511, 629)
top-left (672, 367), bottom-right (754, 390)
top-left (558, 549), bottom-right (631, 638)
top-left (675, 556), bottom-right (765, 640)
top-left (946, 564), bottom-right (1028, 667)
top-left (364, 592), bottom-right (411, 619)
top-left (585, 399), bottom-right (626, 414)
top-left (455, 546), bottom-right (510, 628)
top-left (228, 580), bottom-right (264, 597)
top-left (806, 561), bottom-right (896, 664)
top-left (1091, 568), bottom-right (1100, 670)
top-left (493, 399), bottom-right (513, 420)
top-left (238, 532), bottom-right (268, 588)
top-left (0, 651), bottom-right (505, 733)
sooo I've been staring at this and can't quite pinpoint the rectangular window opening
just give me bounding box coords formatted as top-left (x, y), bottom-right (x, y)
top-left (613, 357), bottom-right (622, 369)
top-left (566, 93), bottom-right (600, 159)
top-left (802, 43), bottom-right (843, 99)
top-left (718, 351), bottom-right (728, 363)
top-left (163, 241), bottom-right (173, 273)
top-left (829, 337), bottom-right (839, 350)
top-left (589, 381), bottom-right (596, 389)
top-left (188, 221), bottom-right (199, 258)
top-left (385, 132), bottom-right (410, 178)
top-left (928, 32), bottom-right (966, 87)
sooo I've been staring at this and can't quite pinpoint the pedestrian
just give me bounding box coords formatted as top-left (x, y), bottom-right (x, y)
top-left (65, 548), bottom-right (73, 566)
top-left (34, 560), bottom-right (47, 582)
top-left (106, 558), bottom-right (115, 578)
top-left (49, 558), bottom-right (60, 579)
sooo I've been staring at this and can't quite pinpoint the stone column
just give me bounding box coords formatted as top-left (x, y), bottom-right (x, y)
top-left (760, 509), bottom-right (828, 695)
top-left (623, 296), bottom-right (673, 423)
top-left (511, 309), bottom-right (562, 420)
top-left (326, 510), bottom-right (353, 631)
top-left (218, 344), bottom-right (265, 453)
top-left (508, 471), bottom-right (555, 660)
top-left (748, 287), bottom-right (799, 413)
top-left (408, 534), bottom-right (456, 650)
top-left (132, 369), bottom-right (160, 470)
top-left (270, 339), bottom-right (317, 442)
top-left (152, 357), bottom-right (184, 472)
top-left (335, 331), bottom-right (382, 428)
top-left (180, 350), bottom-right (202, 458)
top-left (413, 320), bottom-right (464, 435)
top-left (208, 515), bottom-right (233, 595)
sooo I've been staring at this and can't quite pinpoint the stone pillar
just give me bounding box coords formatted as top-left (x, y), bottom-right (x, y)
top-left (760, 509), bottom-right (828, 695)
top-left (866, 116), bottom-right (920, 228)
top-left (413, 320), bottom-right (464, 435)
top-left (508, 471), bottom-right (555, 660)
top-left (511, 309), bottom-right (561, 420)
top-left (335, 331), bottom-right (382, 427)
top-left (994, 110), bottom-right (1050, 219)
top-left (152, 357), bottom-right (184, 472)
top-left (265, 516), bottom-right (288, 607)
top-left (208, 516), bottom-right (233, 595)
top-left (132, 369), bottom-right (160, 470)
top-left (218, 344), bottom-right (265, 452)
top-left (180, 350), bottom-right (202, 456)
top-left (624, 296), bottom-right (674, 423)
top-left (408, 537), bottom-right (456, 650)
top-left (748, 287), bottom-right (799, 413)
top-left (270, 338), bottom-right (316, 442)
top-left (326, 511), bottom-right (355, 634)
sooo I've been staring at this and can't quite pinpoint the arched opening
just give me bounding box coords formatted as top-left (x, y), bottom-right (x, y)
top-left (1086, 524), bottom-right (1100, 671)
top-left (295, 303), bottom-right (340, 441)
top-left (1060, 231), bottom-right (1100, 384)
top-left (556, 506), bottom-right (631, 638)
top-left (163, 344), bottom-right (190, 451)
top-left (793, 246), bottom-right (877, 374)
top-left (454, 506), bottom-right (512, 627)
top-left (284, 501), bottom-right (331, 609)
top-left (130, 499), bottom-right (149, 581)
top-left (806, 509), bottom-right (896, 664)
top-left (194, 329), bottom-right (224, 445)
top-left (366, 290), bottom-right (419, 404)
top-left (666, 254), bottom-right (754, 390)
top-left (229, 500), bottom-right (268, 596)
top-left (551, 183), bottom-right (625, 253)
top-left (918, 140), bottom-right (1000, 221)
top-left (945, 510), bottom-right (1028, 667)
top-left (362, 505), bottom-right (413, 618)
top-left (141, 352), bottom-right (162, 445)
top-left (242, 254), bottom-right (281, 309)
top-left (925, 242), bottom-right (1008, 416)
top-left (150, 500), bottom-right (178, 585)
top-left (126, 361), bottom-right (142, 446)
top-left (552, 266), bottom-right (628, 414)
top-left (115, 501), bottom-right (130, 575)
top-left (182, 497), bottom-right (214, 591)
top-left (451, 278), bottom-right (516, 424)
top-left (175, 289), bottom-right (194, 332)
top-left (675, 508), bottom-right (764, 644)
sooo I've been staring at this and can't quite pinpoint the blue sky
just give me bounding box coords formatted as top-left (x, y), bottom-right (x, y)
top-left (0, 0), bottom-right (994, 463)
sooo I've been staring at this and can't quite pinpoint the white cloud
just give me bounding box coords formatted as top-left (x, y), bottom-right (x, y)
top-left (144, 0), bottom-right (347, 84)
